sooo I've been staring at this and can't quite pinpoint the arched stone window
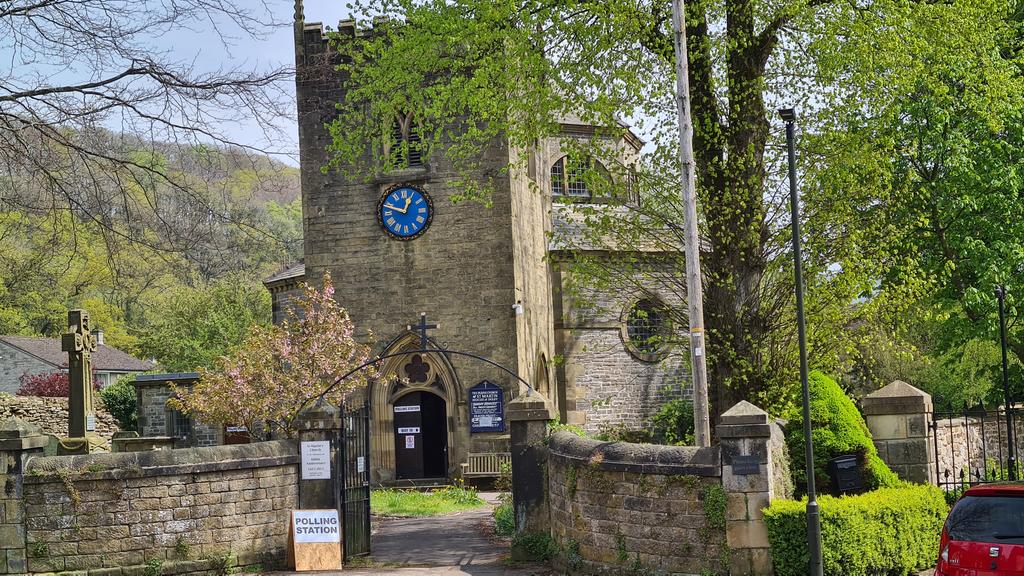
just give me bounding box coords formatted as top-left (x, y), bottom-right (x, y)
top-left (621, 298), bottom-right (671, 361)
top-left (551, 156), bottom-right (610, 200)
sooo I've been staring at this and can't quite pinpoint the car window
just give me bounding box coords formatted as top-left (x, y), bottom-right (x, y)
top-left (948, 495), bottom-right (1024, 544)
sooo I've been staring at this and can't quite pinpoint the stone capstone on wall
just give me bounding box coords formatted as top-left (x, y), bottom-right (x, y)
top-left (19, 440), bottom-right (299, 574)
top-left (546, 432), bottom-right (725, 574)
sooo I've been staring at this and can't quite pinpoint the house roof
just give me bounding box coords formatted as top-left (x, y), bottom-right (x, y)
top-left (0, 336), bottom-right (156, 372)
top-left (263, 262), bottom-right (306, 287)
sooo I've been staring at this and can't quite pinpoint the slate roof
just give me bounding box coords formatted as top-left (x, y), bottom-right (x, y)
top-left (263, 262), bottom-right (306, 286)
top-left (0, 336), bottom-right (156, 372)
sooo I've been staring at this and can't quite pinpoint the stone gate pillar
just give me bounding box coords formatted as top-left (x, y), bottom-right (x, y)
top-left (862, 380), bottom-right (935, 485)
top-left (718, 401), bottom-right (791, 576)
top-left (508, 393), bottom-right (554, 536)
top-left (864, 381), bottom-right (937, 483)
top-left (296, 404), bottom-right (343, 510)
top-left (0, 419), bottom-right (48, 574)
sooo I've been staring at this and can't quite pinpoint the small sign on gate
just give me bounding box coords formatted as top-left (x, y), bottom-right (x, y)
top-left (300, 440), bottom-right (331, 480)
top-left (289, 509), bottom-right (341, 571)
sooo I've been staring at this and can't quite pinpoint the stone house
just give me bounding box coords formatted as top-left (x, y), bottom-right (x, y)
top-left (263, 6), bottom-right (689, 484)
top-left (0, 335), bottom-right (155, 394)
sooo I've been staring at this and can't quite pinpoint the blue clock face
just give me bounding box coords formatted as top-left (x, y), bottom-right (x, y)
top-left (377, 184), bottom-right (433, 240)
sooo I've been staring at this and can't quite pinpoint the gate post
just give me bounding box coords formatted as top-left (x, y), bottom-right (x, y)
top-left (296, 404), bottom-right (343, 510)
top-left (508, 394), bottom-right (554, 536)
top-left (862, 381), bottom-right (935, 485)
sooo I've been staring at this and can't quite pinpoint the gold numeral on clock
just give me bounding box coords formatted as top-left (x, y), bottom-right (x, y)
top-left (416, 216), bottom-right (425, 223)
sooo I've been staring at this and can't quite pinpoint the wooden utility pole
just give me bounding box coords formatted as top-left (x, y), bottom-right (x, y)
top-left (670, 0), bottom-right (711, 447)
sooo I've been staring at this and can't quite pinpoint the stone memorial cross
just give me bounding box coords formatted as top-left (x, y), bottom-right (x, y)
top-left (62, 309), bottom-right (97, 438)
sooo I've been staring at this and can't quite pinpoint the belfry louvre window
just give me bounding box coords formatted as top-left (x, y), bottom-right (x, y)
top-left (389, 112), bottom-right (423, 167)
top-left (551, 156), bottom-right (611, 200)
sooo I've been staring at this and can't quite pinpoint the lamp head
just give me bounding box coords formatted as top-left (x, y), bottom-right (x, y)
top-left (778, 108), bottom-right (797, 122)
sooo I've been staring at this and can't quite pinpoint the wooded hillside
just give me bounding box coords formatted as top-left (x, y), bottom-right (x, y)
top-left (0, 139), bottom-right (302, 372)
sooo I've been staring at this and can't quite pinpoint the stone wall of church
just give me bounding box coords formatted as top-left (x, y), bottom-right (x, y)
top-left (508, 145), bottom-right (558, 406)
top-left (554, 263), bottom-right (689, 435)
top-left (297, 22), bottom-right (525, 481)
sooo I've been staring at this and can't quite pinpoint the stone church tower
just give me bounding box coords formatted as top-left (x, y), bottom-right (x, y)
top-left (268, 4), bottom-right (689, 484)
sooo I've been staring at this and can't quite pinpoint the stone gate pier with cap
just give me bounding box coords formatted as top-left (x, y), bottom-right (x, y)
top-left (509, 398), bottom-right (792, 576)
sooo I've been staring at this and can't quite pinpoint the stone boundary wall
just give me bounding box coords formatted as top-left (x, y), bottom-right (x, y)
top-left (547, 432), bottom-right (726, 575)
top-left (0, 395), bottom-right (120, 448)
top-left (15, 440), bottom-right (298, 575)
top-left (933, 416), bottom-right (1024, 484)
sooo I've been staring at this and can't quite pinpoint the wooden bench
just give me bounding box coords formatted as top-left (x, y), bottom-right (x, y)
top-left (460, 452), bottom-right (511, 478)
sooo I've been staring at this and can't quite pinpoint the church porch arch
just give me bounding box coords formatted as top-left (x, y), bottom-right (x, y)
top-left (370, 332), bottom-right (461, 483)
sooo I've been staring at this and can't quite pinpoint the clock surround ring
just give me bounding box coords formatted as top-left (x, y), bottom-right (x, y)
top-left (376, 183), bottom-right (434, 241)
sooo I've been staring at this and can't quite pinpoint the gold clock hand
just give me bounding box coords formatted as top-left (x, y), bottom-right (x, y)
top-left (404, 197), bottom-right (412, 211)
top-left (383, 203), bottom-right (407, 214)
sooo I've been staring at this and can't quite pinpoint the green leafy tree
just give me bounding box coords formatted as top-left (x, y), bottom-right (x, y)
top-left (321, 0), bottom-right (927, 417)
top-left (136, 277), bottom-right (272, 372)
top-left (803, 0), bottom-right (1024, 405)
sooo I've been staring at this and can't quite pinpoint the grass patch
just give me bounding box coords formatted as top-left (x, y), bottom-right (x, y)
top-left (371, 485), bottom-right (486, 517)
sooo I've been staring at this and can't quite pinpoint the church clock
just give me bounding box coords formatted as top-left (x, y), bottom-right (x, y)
top-left (377, 184), bottom-right (433, 241)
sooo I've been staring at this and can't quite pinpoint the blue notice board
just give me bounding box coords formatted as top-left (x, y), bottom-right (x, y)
top-left (469, 381), bottom-right (505, 433)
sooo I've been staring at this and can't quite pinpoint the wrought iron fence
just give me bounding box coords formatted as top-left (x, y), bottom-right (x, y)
top-left (931, 405), bottom-right (1022, 494)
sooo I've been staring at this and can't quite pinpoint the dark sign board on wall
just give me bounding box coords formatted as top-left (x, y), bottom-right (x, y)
top-left (469, 380), bottom-right (504, 433)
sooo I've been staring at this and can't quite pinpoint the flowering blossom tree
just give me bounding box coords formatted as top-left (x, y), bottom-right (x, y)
top-left (168, 274), bottom-right (376, 439)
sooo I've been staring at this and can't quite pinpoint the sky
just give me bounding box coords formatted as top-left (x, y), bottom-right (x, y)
top-left (215, 1), bottom-right (355, 165)
top-left (0, 0), bottom-right (355, 167)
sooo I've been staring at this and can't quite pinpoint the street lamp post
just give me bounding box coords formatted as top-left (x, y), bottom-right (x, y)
top-left (996, 285), bottom-right (1018, 481)
top-left (780, 108), bottom-right (823, 576)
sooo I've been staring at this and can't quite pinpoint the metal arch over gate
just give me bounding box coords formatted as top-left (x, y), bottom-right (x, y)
top-left (316, 314), bottom-right (534, 562)
top-left (339, 401), bottom-right (371, 560)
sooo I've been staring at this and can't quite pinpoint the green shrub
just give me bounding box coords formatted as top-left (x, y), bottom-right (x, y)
top-left (764, 484), bottom-right (948, 576)
top-left (595, 423), bottom-right (652, 443)
top-left (785, 371), bottom-right (898, 494)
top-left (99, 374), bottom-right (138, 431)
top-left (493, 497), bottom-right (515, 537)
top-left (547, 419), bottom-right (587, 439)
top-left (511, 531), bottom-right (557, 562)
top-left (650, 398), bottom-right (695, 445)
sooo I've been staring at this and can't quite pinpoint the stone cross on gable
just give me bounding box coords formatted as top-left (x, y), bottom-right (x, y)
top-left (408, 313), bottom-right (438, 350)
top-left (62, 309), bottom-right (97, 438)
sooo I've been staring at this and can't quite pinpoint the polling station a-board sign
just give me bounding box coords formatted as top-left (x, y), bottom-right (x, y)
top-left (289, 509), bottom-right (341, 571)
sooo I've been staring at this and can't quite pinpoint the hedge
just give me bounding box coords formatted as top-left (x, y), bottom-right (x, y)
top-left (763, 484), bottom-right (947, 576)
top-left (785, 371), bottom-right (899, 494)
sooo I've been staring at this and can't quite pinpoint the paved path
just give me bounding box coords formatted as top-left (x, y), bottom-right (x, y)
top-left (269, 493), bottom-right (552, 576)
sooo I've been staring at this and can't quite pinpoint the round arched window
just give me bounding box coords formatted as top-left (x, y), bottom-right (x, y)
top-left (551, 156), bottom-right (610, 200)
top-left (622, 299), bottom-right (670, 361)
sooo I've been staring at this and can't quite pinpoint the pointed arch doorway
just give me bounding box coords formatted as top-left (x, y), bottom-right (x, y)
top-left (393, 390), bottom-right (447, 479)
top-left (371, 333), bottom-right (460, 483)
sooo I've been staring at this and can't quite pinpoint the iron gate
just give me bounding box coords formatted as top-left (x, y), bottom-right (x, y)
top-left (931, 405), bottom-right (1022, 493)
top-left (340, 401), bottom-right (371, 560)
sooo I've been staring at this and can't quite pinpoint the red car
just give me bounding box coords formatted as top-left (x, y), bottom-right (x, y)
top-left (937, 483), bottom-right (1024, 575)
